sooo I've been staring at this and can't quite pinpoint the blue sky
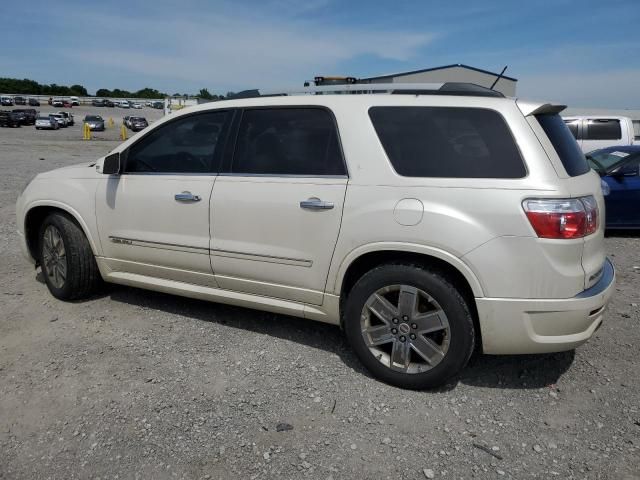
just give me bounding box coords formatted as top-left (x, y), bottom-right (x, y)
top-left (3, 0), bottom-right (640, 107)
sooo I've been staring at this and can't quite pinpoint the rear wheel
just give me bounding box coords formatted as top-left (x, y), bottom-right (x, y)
top-left (39, 212), bottom-right (102, 300)
top-left (344, 264), bottom-right (475, 389)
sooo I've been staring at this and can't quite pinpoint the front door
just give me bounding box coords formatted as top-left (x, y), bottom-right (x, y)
top-left (96, 110), bottom-right (231, 286)
top-left (210, 107), bottom-right (348, 305)
top-left (605, 157), bottom-right (640, 227)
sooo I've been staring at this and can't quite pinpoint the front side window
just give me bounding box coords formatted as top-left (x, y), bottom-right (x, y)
top-left (231, 108), bottom-right (345, 176)
top-left (369, 107), bottom-right (526, 178)
top-left (586, 119), bottom-right (621, 140)
top-left (125, 111), bottom-right (228, 173)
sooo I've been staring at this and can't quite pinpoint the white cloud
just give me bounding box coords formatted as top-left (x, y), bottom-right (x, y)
top-left (518, 69), bottom-right (640, 109)
top-left (60, 11), bottom-right (435, 91)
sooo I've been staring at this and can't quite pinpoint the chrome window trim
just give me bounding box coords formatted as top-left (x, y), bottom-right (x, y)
top-left (217, 173), bottom-right (348, 179)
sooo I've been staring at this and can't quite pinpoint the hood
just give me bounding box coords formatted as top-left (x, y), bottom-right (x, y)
top-left (36, 162), bottom-right (100, 180)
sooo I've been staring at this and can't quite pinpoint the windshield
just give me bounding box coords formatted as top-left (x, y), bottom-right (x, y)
top-left (131, 117), bottom-right (145, 122)
top-left (587, 150), bottom-right (638, 173)
top-left (85, 116), bottom-right (103, 121)
top-left (37, 115), bottom-right (51, 120)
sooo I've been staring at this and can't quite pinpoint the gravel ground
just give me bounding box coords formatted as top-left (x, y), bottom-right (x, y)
top-left (1, 108), bottom-right (639, 479)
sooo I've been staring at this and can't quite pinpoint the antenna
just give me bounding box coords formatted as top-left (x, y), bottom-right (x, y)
top-left (490, 65), bottom-right (508, 90)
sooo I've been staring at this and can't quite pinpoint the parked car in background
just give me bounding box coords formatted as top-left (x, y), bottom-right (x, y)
top-left (119, 101), bottom-right (130, 109)
top-left (70, 96), bottom-right (80, 106)
top-left (123, 115), bottom-right (132, 128)
top-left (129, 116), bottom-right (148, 131)
top-left (587, 145), bottom-right (640, 228)
top-left (92, 99), bottom-right (105, 107)
top-left (1, 96), bottom-right (14, 106)
top-left (84, 115), bottom-right (105, 131)
top-left (62, 99), bottom-right (72, 108)
top-left (13, 108), bottom-right (37, 125)
top-left (49, 113), bottom-right (68, 128)
top-left (105, 99), bottom-right (115, 107)
top-left (131, 102), bottom-right (142, 109)
top-left (563, 116), bottom-right (637, 153)
top-left (35, 114), bottom-right (60, 130)
top-left (13, 96), bottom-right (26, 105)
top-left (52, 99), bottom-right (64, 107)
top-left (16, 83), bottom-right (615, 389)
top-left (28, 98), bottom-right (40, 106)
top-left (151, 101), bottom-right (164, 109)
top-left (57, 111), bottom-right (74, 126)
top-left (0, 110), bottom-right (22, 127)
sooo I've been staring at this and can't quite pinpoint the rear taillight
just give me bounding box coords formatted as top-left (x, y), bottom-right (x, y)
top-left (522, 196), bottom-right (598, 239)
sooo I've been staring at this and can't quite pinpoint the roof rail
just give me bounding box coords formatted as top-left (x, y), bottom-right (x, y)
top-left (227, 82), bottom-right (505, 100)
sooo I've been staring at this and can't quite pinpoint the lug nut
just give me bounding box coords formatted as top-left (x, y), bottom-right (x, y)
top-left (392, 318), bottom-right (399, 324)
top-left (402, 315), bottom-right (409, 321)
top-left (411, 323), bottom-right (418, 329)
top-left (410, 333), bottom-right (416, 340)
top-left (399, 336), bottom-right (406, 342)
top-left (391, 328), bottom-right (398, 334)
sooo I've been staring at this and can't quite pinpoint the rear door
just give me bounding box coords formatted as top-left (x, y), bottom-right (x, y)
top-left (210, 107), bottom-right (348, 305)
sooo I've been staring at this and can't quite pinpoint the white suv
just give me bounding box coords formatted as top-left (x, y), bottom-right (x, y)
top-left (16, 83), bottom-right (615, 389)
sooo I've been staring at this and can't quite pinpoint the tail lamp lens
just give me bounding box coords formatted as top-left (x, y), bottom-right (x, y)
top-left (522, 196), bottom-right (598, 239)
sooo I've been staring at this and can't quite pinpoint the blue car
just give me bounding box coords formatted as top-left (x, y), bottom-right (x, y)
top-left (587, 145), bottom-right (640, 228)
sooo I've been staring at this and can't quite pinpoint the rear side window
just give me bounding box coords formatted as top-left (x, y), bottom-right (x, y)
top-left (368, 107), bottom-right (526, 178)
top-left (586, 119), bottom-right (621, 140)
top-left (232, 108), bottom-right (345, 176)
top-left (536, 114), bottom-right (589, 177)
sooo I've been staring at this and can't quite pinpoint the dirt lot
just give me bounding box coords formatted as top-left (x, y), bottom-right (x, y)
top-left (1, 107), bottom-right (639, 479)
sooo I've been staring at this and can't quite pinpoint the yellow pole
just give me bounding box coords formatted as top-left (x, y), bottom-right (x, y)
top-left (83, 123), bottom-right (91, 140)
top-left (120, 124), bottom-right (127, 141)
top-left (108, 117), bottom-right (114, 128)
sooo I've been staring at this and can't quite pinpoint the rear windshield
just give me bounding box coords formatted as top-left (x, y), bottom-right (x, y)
top-left (85, 116), bottom-right (103, 121)
top-left (369, 106), bottom-right (526, 178)
top-left (536, 114), bottom-right (589, 177)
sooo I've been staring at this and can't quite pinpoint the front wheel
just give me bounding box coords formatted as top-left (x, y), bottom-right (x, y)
top-left (39, 212), bottom-right (102, 300)
top-left (343, 264), bottom-right (475, 390)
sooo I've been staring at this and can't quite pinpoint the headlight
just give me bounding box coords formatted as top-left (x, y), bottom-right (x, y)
top-left (600, 178), bottom-right (610, 196)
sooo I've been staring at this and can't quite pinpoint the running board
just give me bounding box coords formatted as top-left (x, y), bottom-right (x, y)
top-left (104, 271), bottom-right (338, 325)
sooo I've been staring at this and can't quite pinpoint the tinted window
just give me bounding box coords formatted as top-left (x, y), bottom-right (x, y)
top-left (125, 112), bottom-right (228, 173)
top-left (586, 119), bottom-right (621, 140)
top-left (232, 108), bottom-right (345, 176)
top-left (368, 107), bottom-right (525, 178)
top-left (563, 120), bottom-right (579, 139)
top-left (537, 114), bottom-right (589, 176)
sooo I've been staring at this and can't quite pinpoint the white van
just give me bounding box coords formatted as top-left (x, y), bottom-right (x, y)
top-left (562, 116), bottom-right (636, 153)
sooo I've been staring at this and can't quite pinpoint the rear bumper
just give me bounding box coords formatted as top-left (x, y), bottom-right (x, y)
top-left (477, 258), bottom-right (615, 354)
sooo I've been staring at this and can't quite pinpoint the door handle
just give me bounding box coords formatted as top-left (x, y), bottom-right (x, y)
top-left (175, 191), bottom-right (201, 202)
top-left (300, 197), bottom-right (334, 210)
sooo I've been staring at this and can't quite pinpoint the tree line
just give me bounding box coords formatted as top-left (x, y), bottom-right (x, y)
top-left (0, 78), bottom-right (232, 100)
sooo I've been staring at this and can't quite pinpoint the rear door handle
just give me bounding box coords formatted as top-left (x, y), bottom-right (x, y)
top-left (175, 191), bottom-right (201, 202)
top-left (300, 197), bottom-right (334, 210)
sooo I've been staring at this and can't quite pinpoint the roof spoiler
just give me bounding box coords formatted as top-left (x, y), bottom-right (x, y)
top-left (517, 100), bottom-right (567, 117)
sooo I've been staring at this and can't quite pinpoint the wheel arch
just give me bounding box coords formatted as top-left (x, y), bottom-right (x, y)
top-left (23, 202), bottom-right (99, 264)
top-left (334, 243), bottom-right (484, 299)
top-left (334, 243), bottom-right (484, 350)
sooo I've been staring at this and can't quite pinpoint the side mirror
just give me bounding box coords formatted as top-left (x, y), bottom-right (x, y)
top-left (611, 164), bottom-right (639, 179)
top-left (102, 152), bottom-right (121, 175)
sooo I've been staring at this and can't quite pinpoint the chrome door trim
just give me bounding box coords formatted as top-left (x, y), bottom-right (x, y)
top-left (109, 237), bottom-right (313, 267)
top-left (109, 236), bottom-right (209, 255)
top-left (210, 248), bottom-right (313, 267)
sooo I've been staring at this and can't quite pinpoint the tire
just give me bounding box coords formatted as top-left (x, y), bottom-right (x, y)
top-left (343, 264), bottom-right (475, 390)
top-left (38, 212), bottom-right (102, 300)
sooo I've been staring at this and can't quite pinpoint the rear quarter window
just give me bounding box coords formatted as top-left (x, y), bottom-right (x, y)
top-left (368, 107), bottom-right (526, 178)
top-left (536, 114), bottom-right (589, 177)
